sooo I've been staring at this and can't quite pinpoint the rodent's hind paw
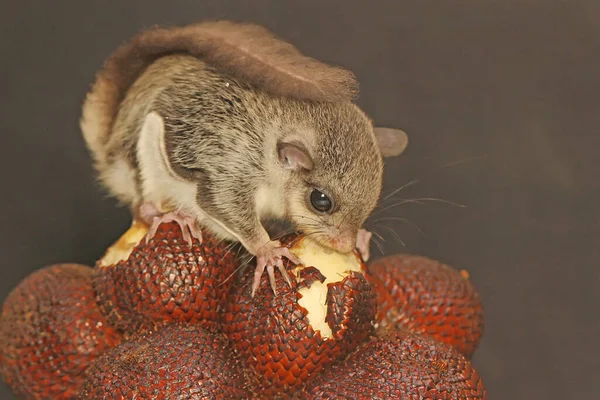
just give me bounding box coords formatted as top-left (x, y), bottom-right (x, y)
top-left (145, 210), bottom-right (203, 247)
top-left (355, 228), bottom-right (373, 262)
top-left (251, 242), bottom-right (299, 298)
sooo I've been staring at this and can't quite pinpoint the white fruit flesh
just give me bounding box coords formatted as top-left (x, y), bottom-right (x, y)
top-left (98, 220), bottom-right (148, 267)
top-left (290, 238), bottom-right (363, 339)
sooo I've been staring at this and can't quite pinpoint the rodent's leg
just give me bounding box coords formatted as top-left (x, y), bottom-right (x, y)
top-left (138, 202), bottom-right (203, 246)
top-left (195, 177), bottom-right (300, 297)
top-left (355, 228), bottom-right (373, 262)
top-left (251, 239), bottom-right (301, 298)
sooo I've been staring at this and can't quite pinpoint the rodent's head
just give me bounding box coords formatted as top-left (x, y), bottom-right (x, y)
top-left (278, 103), bottom-right (390, 255)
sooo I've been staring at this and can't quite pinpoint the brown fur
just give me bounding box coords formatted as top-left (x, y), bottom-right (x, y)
top-left (79, 21), bottom-right (409, 267)
top-left (81, 20), bottom-right (359, 168)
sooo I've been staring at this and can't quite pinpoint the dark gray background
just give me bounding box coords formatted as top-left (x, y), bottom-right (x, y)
top-left (1, 0), bottom-right (598, 398)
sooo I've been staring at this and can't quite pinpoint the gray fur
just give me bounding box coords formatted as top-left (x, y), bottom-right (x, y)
top-left (99, 54), bottom-right (383, 252)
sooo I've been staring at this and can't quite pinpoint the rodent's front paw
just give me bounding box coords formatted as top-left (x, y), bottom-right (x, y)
top-left (251, 241), bottom-right (299, 297)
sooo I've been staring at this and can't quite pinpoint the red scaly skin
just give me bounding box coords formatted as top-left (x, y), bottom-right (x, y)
top-left (221, 234), bottom-right (378, 398)
top-left (0, 222), bottom-right (488, 398)
top-left (300, 327), bottom-right (487, 399)
top-left (0, 264), bottom-right (122, 400)
top-left (77, 323), bottom-right (251, 399)
top-left (93, 221), bottom-right (239, 334)
top-left (369, 254), bottom-right (485, 358)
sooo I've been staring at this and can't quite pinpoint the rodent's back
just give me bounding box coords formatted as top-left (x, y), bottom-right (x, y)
top-left (107, 55), bottom-right (383, 228)
top-left (153, 56), bottom-right (383, 204)
top-left (146, 55), bottom-right (293, 190)
top-left (105, 55), bottom-right (275, 177)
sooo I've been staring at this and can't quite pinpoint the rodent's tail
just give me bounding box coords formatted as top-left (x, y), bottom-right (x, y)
top-left (80, 20), bottom-right (359, 167)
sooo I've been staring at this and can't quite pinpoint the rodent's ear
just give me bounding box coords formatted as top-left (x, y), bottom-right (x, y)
top-left (140, 111), bottom-right (186, 181)
top-left (373, 127), bottom-right (409, 157)
top-left (277, 141), bottom-right (314, 171)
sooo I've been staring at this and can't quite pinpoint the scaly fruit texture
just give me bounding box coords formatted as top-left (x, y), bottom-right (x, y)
top-left (0, 264), bottom-right (122, 400)
top-left (0, 222), bottom-right (488, 399)
top-left (93, 220), bottom-right (239, 334)
top-left (222, 234), bottom-right (378, 398)
top-left (301, 327), bottom-right (487, 399)
top-left (370, 254), bottom-right (485, 357)
top-left (76, 323), bottom-right (251, 399)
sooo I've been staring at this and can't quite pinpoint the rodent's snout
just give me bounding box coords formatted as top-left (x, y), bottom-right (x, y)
top-left (291, 212), bottom-right (356, 254)
top-left (324, 234), bottom-right (355, 254)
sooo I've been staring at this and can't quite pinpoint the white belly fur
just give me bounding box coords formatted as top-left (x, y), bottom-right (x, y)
top-left (136, 112), bottom-right (243, 243)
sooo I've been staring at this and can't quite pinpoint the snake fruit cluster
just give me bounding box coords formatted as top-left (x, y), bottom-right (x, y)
top-left (0, 221), bottom-right (487, 399)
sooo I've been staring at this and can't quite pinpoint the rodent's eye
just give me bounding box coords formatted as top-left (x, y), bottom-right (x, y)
top-left (310, 189), bottom-right (333, 213)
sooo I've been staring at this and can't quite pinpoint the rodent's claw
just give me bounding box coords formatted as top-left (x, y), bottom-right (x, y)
top-left (355, 229), bottom-right (373, 262)
top-left (276, 258), bottom-right (292, 287)
top-left (251, 262), bottom-right (266, 298)
top-left (145, 210), bottom-right (202, 247)
top-left (281, 247), bottom-right (301, 265)
top-left (251, 242), bottom-right (298, 298)
top-left (267, 264), bottom-right (277, 296)
top-left (185, 219), bottom-right (204, 245)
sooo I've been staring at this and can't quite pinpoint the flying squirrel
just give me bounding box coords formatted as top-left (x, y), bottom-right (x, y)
top-left (80, 20), bottom-right (408, 296)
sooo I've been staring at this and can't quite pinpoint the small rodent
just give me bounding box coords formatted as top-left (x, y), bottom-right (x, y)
top-left (81, 21), bottom-right (408, 296)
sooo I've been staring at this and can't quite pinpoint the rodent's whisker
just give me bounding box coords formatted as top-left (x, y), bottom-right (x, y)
top-left (219, 251), bottom-right (253, 287)
top-left (220, 240), bottom-right (240, 263)
top-left (316, 236), bottom-right (329, 248)
top-left (270, 226), bottom-right (301, 241)
top-left (381, 154), bottom-right (488, 202)
top-left (304, 232), bottom-right (327, 248)
top-left (317, 213), bottom-right (329, 227)
top-left (439, 153), bottom-right (489, 169)
top-left (237, 252), bottom-right (256, 270)
top-left (370, 229), bottom-right (386, 243)
top-left (288, 214), bottom-right (326, 226)
top-left (294, 222), bottom-right (323, 231)
top-left (333, 214), bottom-right (342, 231)
top-left (381, 178), bottom-right (422, 202)
top-left (234, 244), bottom-right (246, 259)
top-left (339, 214), bottom-right (350, 232)
top-left (370, 235), bottom-right (385, 256)
top-left (294, 224), bottom-right (323, 236)
top-left (218, 266), bottom-right (240, 287)
top-left (383, 226), bottom-right (406, 247)
top-left (302, 230), bottom-right (327, 241)
top-left (370, 216), bottom-right (427, 237)
top-left (374, 197), bottom-right (466, 215)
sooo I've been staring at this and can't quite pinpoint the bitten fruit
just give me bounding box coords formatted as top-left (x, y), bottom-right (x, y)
top-left (0, 264), bottom-right (122, 400)
top-left (77, 323), bottom-right (251, 399)
top-left (93, 220), bottom-right (239, 334)
top-left (222, 234), bottom-right (377, 398)
top-left (369, 254), bottom-right (485, 357)
top-left (301, 327), bottom-right (487, 399)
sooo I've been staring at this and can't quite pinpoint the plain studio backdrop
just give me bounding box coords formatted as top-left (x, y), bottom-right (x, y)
top-left (1, 1), bottom-right (598, 398)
